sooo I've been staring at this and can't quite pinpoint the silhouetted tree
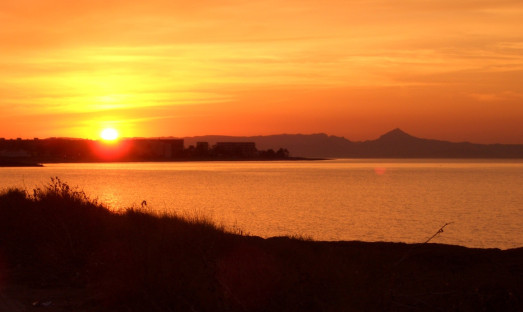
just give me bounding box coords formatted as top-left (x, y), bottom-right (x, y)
top-left (276, 148), bottom-right (289, 158)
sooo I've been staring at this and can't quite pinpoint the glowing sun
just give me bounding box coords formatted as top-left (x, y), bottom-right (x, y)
top-left (100, 128), bottom-right (119, 141)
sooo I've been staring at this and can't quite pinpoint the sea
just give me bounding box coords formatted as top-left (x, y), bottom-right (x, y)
top-left (1, 159), bottom-right (522, 249)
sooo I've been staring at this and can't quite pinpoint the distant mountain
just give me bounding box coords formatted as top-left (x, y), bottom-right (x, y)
top-left (183, 129), bottom-right (523, 158)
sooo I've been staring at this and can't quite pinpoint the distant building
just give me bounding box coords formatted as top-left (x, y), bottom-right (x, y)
top-left (160, 139), bottom-right (184, 158)
top-left (131, 139), bottom-right (184, 159)
top-left (196, 142), bottom-right (209, 151)
top-left (215, 142), bottom-right (257, 157)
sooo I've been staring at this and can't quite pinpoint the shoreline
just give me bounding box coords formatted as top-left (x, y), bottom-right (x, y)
top-left (0, 161), bottom-right (43, 167)
top-left (0, 183), bottom-right (521, 311)
top-left (0, 157), bottom-right (327, 167)
top-left (4, 157), bottom-right (523, 167)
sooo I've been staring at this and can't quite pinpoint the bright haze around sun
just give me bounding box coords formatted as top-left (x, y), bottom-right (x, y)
top-left (100, 128), bottom-right (119, 141)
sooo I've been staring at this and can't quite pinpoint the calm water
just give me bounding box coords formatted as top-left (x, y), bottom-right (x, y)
top-left (1, 159), bottom-right (522, 249)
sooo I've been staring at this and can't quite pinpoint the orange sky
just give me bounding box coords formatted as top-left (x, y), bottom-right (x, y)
top-left (1, 0), bottom-right (522, 143)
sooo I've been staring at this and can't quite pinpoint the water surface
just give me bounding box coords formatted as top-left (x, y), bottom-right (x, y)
top-left (1, 159), bottom-right (522, 249)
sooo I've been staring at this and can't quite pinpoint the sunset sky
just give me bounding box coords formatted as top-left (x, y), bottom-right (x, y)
top-left (2, 0), bottom-right (522, 143)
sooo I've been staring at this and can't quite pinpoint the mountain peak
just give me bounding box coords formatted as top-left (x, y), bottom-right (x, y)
top-left (377, 128), bottom-right (416, 142)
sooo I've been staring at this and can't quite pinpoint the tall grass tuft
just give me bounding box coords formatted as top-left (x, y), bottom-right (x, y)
top-left (0, 178), bottom-right (234, 311)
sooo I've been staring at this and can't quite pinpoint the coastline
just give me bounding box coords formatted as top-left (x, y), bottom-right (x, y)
top-left (0, 160), bottom-right (43, 167)
top-left (4, 157), bottom-right (523, 167)
top-left (0, 156), bottom-right (326, 166)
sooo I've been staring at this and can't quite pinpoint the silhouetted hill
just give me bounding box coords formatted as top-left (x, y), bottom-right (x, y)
top-left (184, 129), bottom-right (523, 158)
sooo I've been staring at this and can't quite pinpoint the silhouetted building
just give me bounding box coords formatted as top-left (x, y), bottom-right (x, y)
top-left (0, 137), bottom-right (301, 162)
top-left (130, 139), bottom-right (184, 159)
top-left (161, 139), bottom-right (184, 158)
top-left (38, 138), bottom-right (91, 160)
top-left (194, 142), bottom-right (210, 156)
top-left (215, 142), bottom-right (257, 157)
top-left (196, 142), bottom-right (209, 151)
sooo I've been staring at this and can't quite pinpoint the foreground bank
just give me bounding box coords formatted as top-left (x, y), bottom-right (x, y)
top-left (0, 180), bottom-right (521, 311)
